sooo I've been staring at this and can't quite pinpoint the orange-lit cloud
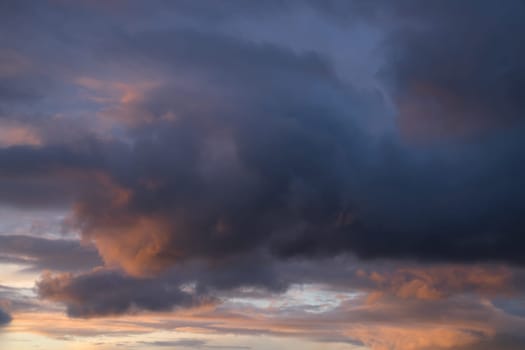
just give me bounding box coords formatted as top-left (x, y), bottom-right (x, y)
top-left (11, 283), bottom-right (525, 350)
top-left (360, 265), bottom-right (513, 302)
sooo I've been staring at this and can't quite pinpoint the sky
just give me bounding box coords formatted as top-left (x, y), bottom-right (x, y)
top-left (1, 1), bottom-right (525, 349)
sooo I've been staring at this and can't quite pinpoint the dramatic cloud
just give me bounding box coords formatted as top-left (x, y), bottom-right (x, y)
top-left (0, 1), bottom-right (523, 278)
top-left (0, 1), bottom-right (525, 349)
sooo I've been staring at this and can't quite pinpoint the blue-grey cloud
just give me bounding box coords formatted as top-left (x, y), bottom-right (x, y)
top-left (0, 3), bottom-right (524, 337)
top-left (0, 235), bottom-right (102, 272)
top-left (36, 268), bottom-right (216, 318)
top-left (0, 0), bottom-right (523, 271)
top-left (0, 307), bottom-right (11, 325)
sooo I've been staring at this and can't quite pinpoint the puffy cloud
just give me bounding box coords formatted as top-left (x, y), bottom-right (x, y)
top-left (36, 268), bottom-right (216, 318)
top-left (0, 0), bottom-right (523, 274)
top-left (0, 2), bottom-right (523, 348)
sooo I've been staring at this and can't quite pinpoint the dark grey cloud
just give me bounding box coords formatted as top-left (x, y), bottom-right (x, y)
top-left (0, 235), bottom-right (102, 272)
top-left (0, 140), bottom-right (123, 208)
top-left (0, 0), bottom-right (524, 270)
top-left (0, 1), bottom-right (524, 327)
top-left (435, 334), bottom-right (525, 350)
top-left (74, 20), bottom-right (525, 269)
top-left (34, 253), bottom-right (525, 319)
top-left (36, 268), bottom-right (215, 318)
top-left (379, 0), bottom-right (525, 138)
top-left (0, 307), bottom-right (11, 325)
top-left (35, 251), bottom-right (292, 317)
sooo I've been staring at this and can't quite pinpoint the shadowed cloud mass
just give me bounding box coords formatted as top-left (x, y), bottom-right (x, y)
top-left (0, 0), bottom-right (524, 273)
top-left (0, 1), bottom-right (524, 349)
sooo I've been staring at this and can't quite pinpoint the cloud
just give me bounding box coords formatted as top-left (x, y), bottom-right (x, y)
top-left (0, 120), bottom-right (41, 147)
top-left (0, 307), bottom-right (11, 325)
top-left (141, 339), bottom-right (250, 349)
top-left (444, 334), bottom-right (525, 350)
top-left (34, 250), bottom-right (292, 318)
top-left (358, 265), bottom-right (514, 302)
top-left (0, 3), bottom-right (523, 349)
top-left (0, 235), bottom-right (102, 272)
top-left (0, 0), bottom-right (523, 275)
top-left (34, 255), bottom-right (525, 321)
top-left (36, 268), bottom-right (216, 318)
top-left (25, 280), bottom-right (525, 350)
top-left (0, 284), bottom-right (41, 314)
top-left (376, 0), bottom-right (525, 140)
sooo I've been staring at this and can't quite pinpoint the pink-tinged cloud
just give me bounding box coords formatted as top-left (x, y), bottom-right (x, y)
top-left (0, 122), bottom-right (41, 147)
top-left (360, 265), bottom-right (513, 302)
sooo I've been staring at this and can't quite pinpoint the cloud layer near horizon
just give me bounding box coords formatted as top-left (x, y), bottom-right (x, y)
top-left (1, 1), bottom-right (525, 349)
